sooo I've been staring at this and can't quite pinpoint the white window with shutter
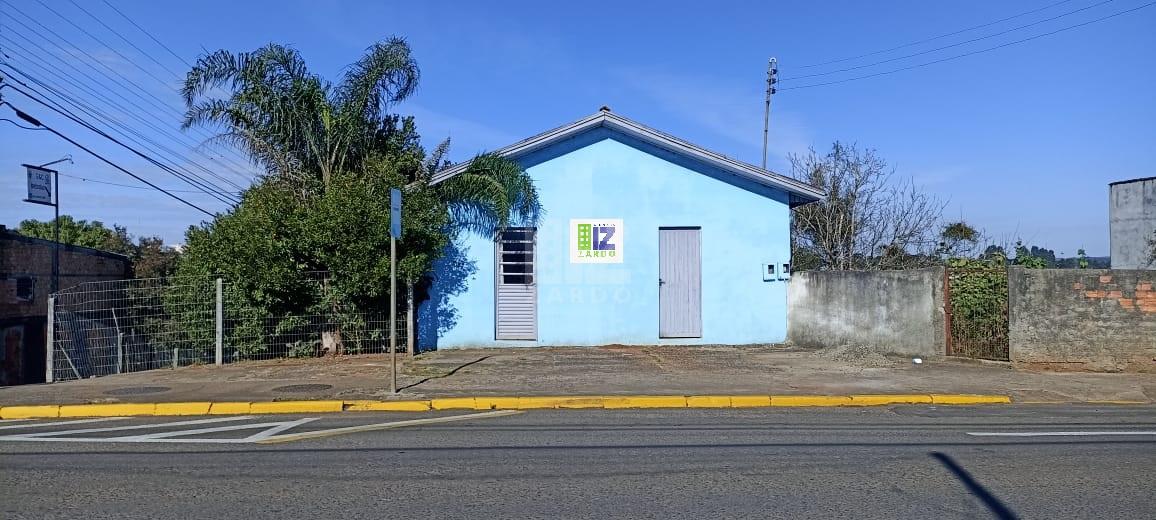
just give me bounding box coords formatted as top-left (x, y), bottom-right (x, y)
top-left (495, 228), bottom-right (537, 340)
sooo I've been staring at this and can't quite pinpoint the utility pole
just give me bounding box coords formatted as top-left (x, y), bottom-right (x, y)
top-left (762, 57), bottom-right (778, 170)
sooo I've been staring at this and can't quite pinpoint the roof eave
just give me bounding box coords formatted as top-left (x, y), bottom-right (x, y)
top-left (431, 111), bottom-right (827, 202)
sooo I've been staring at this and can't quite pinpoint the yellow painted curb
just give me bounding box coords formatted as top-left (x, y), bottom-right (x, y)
top-left (155, 402), bottom-right (213, 416)
top-left (474, 397), bottom-right (522, 410)
top-left (249, 401), bottom-right (344, 414)
top-left (208, 402), bottom-right (252, 415)
top-left (553, 397), bottom-right (605, 409)
top-left (771, 395), bottom-right (853, 407)
top-left (430, 397), bottom-right (477, 410)
top-left (929, 394), bottom-right (1011, 405)
top-left (0, 405), bottom-right (60, 419)
top-left (604, 396), bottom-right (688, 409)
top-left (515, 396), bottom-right (566, 409)
top-left (687, 396), bottom-right (732, 408)
top-left (849, 394), bottom-right (934, 406)
top-left (58, 403), bottom-right (156, 418)
top-left (0, 394), bottom-right (1017, 419)
top-left (344, 400), bottom-right (432, 412)
top-left (729, 396), bottom-right (772, 408)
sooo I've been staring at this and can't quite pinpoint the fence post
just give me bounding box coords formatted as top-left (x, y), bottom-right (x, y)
top-left (215, 278), bottom-right (223, 366)
top-left (173, 347), bottom-right (179, 369)
top-left (406, 283), bottom-right (415, 358)
top-left (45, 296), bottom-right (55, 383)
top-left (116, 332), bottom-right (124, 374)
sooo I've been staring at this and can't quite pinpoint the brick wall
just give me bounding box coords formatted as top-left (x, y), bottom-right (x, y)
top-left (1009, 267), bottom-right (1156, 370)
top-left (0, 231), bottom-right (131, 319)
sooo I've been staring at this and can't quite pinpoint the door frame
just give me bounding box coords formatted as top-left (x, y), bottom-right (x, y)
top-left (657, 226), bottom-right (702, 339)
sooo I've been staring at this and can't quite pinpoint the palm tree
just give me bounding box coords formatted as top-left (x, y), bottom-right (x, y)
top-left (182, 38), bottom-right (540, 232)
top-left (182, 39), bottom-right (419, 191)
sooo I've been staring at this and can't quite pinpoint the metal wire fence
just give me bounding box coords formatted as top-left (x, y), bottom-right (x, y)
top-left (945, 267), bottom-right (1010, 361)
top-left (48, 273), bottom-right (408, 382)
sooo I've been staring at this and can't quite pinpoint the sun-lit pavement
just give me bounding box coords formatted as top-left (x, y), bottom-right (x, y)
top-left (4, 346), bottom-right (1155, 406)
top-left (2, 404), bottom-right (1154, 519)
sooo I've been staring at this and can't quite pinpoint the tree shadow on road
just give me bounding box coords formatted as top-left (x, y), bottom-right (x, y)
top-left (931, 451), bottom-right (1018, 519)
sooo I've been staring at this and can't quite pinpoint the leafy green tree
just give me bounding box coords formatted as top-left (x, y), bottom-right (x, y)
top-left (937, 221), bottom-right (980, 259)
top-left (177, 39), bottom-right (541, 356)
top-left (17, 217), bottom-right (180, 279)
top-left (17, 216), bottom-right (132, 255)
top-left (1013, 241), bottom-right (1048, 269)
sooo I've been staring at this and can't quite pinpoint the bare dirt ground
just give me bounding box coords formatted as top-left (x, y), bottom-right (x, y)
top-left (3, 345), bottom-right (1154, 405)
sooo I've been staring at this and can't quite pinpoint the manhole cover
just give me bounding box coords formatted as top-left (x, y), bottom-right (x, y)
top-left (104, 386), bottom-right (171, 396)
top-left (272, 383), bottom-right (333, 393)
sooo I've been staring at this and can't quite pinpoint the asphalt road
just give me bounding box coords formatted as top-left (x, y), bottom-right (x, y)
top-left (2, 405), bottom-right (1154, 519)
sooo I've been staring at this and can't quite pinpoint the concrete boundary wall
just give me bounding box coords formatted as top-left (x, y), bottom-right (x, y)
top-left (787, 268), bottom-right (945, 357)
top-left (1009, 268), bottom-right (1156, 370)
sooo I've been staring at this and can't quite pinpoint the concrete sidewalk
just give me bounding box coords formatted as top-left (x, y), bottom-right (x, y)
top-left (2, 345), bottom-right (1154, 406)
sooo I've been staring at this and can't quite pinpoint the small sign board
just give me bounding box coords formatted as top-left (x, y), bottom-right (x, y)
top-left (390, 188), bottom-right (402, 238)
top-left (23, 164), bottom-right (54, 206)
top-left (570, 219), bottom-right (624, 263)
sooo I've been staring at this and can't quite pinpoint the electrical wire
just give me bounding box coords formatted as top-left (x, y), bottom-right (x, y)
top-left (797, 0), bottom-right (1077, 68)
top-left (3, 81), bottom-right (239, 206)
top-left (99, 0), bottom-right (193, 69)
top-left (1, 62), bottom-right (241, 203)
top-left (0, 0), bottom-right (254, 172)
top-left (0, 29), bottom-right (256, 188)
top-left (29, 0), bottom-right (175, 89)
top-left (59, 172), bottom-right (242, 194)
top-left (781, 1), bottom-right (1156, 91)
top-left (63, 0), bottom-right (184, 80)
top-left (783, 0), bottom-right (1116, 82)
top-left (1, 116), bottom-right (42, 130)
top-left (0, 100), bottom-right (216, 217)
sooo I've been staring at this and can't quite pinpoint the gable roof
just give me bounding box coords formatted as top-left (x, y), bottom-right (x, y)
top-left (430, 108), bottom-right (825, 207)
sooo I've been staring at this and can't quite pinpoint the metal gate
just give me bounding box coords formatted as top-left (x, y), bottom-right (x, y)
top-left (944, 267), bottom-right (1009, 361)
top-left (659, 227), bottom-right (702, 338)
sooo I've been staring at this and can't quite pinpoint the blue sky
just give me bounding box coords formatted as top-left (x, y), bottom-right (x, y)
top-left (1, 0), bottom-right (1153, 256)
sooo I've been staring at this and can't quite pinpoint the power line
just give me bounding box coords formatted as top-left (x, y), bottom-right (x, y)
top-left (29, 0), bottom-right (176, 89)
top-left (783, 0), bottom-right (1116, 82)
top-left (59, 171), bottom-right (242, 194)
top-left (1, 79), bottom-right (236, 205)
top-left (0, 45), bottom-right (250, 195)
top-left (1, 116), bottom-right (42, 130)
top-left (63, 0), bottom-right (184, 80)
top-left (0, 0), bottom-right (255, 171)
top-left (0, 25), bottom-right (256, 187)
top-left (99, 0), bottom-right (193, 69)
top-left (781, 1), bottom-right (1156, 91)
top-left (1, 62), bottom-right (241, 203)
top-left (798, 0), bottom-right (1077, 68)
top-left (0, 100), bottom-right (216, 217)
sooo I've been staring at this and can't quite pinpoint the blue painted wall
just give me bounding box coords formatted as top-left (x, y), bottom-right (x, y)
top-left (420, 127), bottom-right (792, 348)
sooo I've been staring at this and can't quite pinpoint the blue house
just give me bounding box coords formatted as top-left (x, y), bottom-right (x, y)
top-left (419, 108), bottom-right (823, 349)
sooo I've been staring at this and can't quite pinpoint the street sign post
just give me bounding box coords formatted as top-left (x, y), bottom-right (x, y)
top-left (389, 188), bottom-right (401, 393)
top-left (22, 164), bottom-right (61, 293)
top-left (24, 165), bottom-right (54, 206)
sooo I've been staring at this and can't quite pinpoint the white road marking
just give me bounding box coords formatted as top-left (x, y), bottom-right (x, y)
top-left (0, 415), bottom-right (255, 440)
top-left (0, 417), bottom-right (128, 430)
top-left (258, 410), bottom-right (523, 444)
top-left (114, 418), bottom-right (319, 442)
top-left (0, 419), bottom-right (33, 424)
top-left (967, 431), bottom-right (1156, 437)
